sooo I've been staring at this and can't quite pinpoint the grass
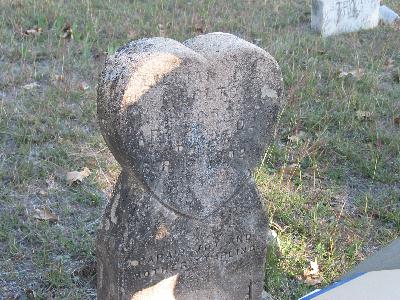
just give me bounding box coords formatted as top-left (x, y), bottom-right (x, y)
top-left (0, 0), bottom-right (399, 299)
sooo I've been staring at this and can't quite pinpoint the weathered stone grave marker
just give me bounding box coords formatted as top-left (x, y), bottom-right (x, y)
top-left (311, 0), bottom-right (380, 37)
top-left (96, 32), bottom-right (283, 300)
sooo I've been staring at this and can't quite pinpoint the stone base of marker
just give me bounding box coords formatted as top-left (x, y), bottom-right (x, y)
top-left (312, 0), bottom-right (380, 37)
top-left (97, 171), bottom-right (268, 299)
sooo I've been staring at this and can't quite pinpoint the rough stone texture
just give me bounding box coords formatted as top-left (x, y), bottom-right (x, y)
top-left (311, 0), bottom-right (380, 37)
top-left (96, 32), bottom-right (283, 300)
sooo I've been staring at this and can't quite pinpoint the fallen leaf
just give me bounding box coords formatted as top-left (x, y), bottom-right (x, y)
top-left (23, 26), bottom-right (42, 36)
top-left (356, 110), bottom-right (373, 120)
top-left (33, 207), bottom-right (58, 222)
top-left (72, 261), bottom-right (96, 279)
top-left (62, 23), bottom-right (73, 39)
top-left (79, 81), bottom-right (90, 91)
top-left (25, 288), bottom-right (36, 299)
top-left (304, 277), bottom-right (322, 286)
top-left (338, 68), bottom-right (365, 80)
top-left (66, 167), bottom-right (91, 186)
top-left (394, 116), bottom-right (400, 126)
top-left (22, 82), bottom-right (40, 90)
top-left (302, 259), bottom-right (322, 286)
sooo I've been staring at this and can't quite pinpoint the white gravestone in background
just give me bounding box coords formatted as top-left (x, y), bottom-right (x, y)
top-left (311, 0), bottom-right (380, 37)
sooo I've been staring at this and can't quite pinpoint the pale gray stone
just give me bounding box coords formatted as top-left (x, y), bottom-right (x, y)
top-left (96, 32), bottom-right (283, 300)
top-left (379, 5), bottom-right (399, 25)
top-left (311, 0), bottom-right (380, 37)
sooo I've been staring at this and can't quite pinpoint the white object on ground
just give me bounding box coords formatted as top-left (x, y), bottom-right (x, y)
top-left (311, 0), bottom-right (380, 37)
top-left (379, 5), bottom-right (399, 25)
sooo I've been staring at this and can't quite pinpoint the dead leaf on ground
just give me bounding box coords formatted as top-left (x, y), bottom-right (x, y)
top-left (22, 26), bottom-right (42, 36)
top-left (33, 207), bottom-right (58, 222)
top-left (356, 110), bottom-right (373, 120)
top-left (72, 261), bottom-right (96, 279)
top-left (22, 82), bottom-right (40, 90)
top-left (79, 81), bottom-right (90, 91)
top-left (25, 288), bottom-right (36, 299)
top-left (62, 23), bottom-right (73, 39)
top-left (338, 68), bottom-right (365, 80)
top-left (394, 116), bottom-right (400, 127)
top-left (66, 167), bottom-right (91, 186)
top-left (304, 277), bottom-right (322, 286)
top-left (302, 259), bottom-right (322, 286)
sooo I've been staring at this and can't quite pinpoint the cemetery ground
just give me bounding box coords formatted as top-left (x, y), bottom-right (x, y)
top-left (0, 0), bottom-right (399, 299)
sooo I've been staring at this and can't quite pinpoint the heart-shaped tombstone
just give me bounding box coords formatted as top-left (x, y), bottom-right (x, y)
top-left (98, 33), bottom-right (283, 219)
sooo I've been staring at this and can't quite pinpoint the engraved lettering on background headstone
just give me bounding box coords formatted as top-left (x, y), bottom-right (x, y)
top-left (312, 0), bottom-right (380, 37)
